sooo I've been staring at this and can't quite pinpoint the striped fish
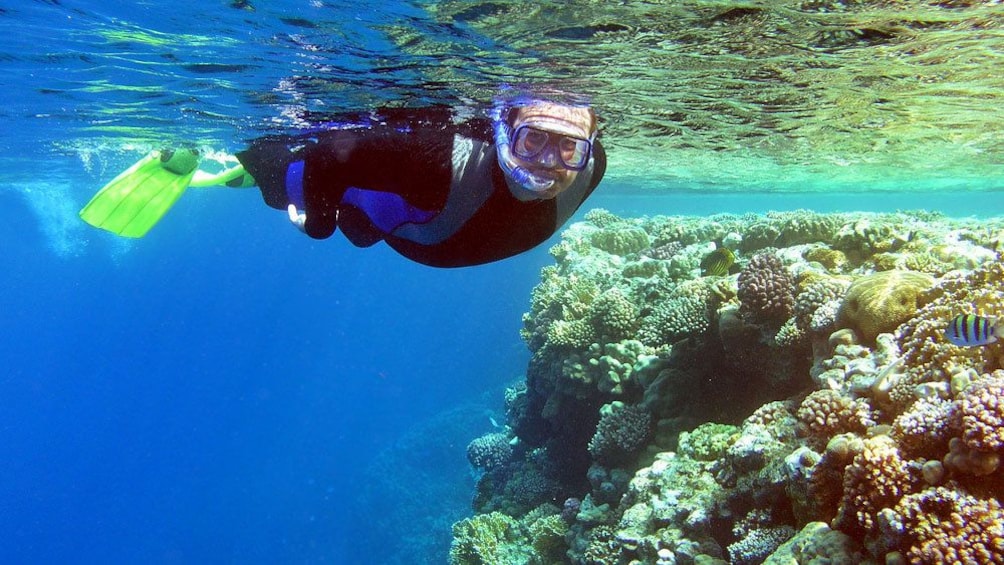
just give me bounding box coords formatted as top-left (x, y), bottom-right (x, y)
top-left (945, 314), bottom-right (1000, 347)
top-left (700, 247), bottom-right (736, 277)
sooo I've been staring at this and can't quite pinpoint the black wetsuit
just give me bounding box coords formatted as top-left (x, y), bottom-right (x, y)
top-left (236, 107), bottom-right (606, 268)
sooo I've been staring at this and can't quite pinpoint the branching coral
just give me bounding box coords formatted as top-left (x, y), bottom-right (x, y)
top-left (584, 208), bottom-right (624, 229)
top-left (449, 512), bottom-right (530, 565)
top-left (588, 401), bottom-right (653, 466)
top-left (890, 396), bottom-right (955, 460)
top-left (893, 486), bottom-right (1004, 564)
top-left (794, 276), bottom-right (851, 331)
top-left (523, 266), bottom-right (601, 351)
top-left (588, 287), bottom-right (639, 343)
top-left (638, 292), bottom-right (711, 346)
top-left (644, 241), bottom-right (684, 261)
top-left (955, 370), bottom-right (1004, 452)
top-left (460, 210), bottom-right (1004, 565)
top-left (834, 435), bottom-right (918, 538)
top-left (728, 524), bottom-right (796, 565)
top-left (796, 389), bottom-right (875, 450)
top-left (738, 251), bottom-right (796, 326)
top-left (467, 432), bottom-right (514, 472)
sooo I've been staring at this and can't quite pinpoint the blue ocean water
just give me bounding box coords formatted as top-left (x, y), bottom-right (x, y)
top-left (1, 1), bottom-right (1001, 564)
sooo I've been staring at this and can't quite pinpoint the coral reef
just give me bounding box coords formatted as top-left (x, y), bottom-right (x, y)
top-left (452, 210), bottom-right (1004, 565)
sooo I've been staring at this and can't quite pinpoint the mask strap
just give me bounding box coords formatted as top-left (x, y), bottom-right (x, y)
top-left (492, 104), bottom-right (555, 194)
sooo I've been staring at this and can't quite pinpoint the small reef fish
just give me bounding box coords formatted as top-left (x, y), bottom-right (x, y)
top-left (945, 314), bottom-right (1001, 347)
top-left (701, 247), bottom-right (736, 277)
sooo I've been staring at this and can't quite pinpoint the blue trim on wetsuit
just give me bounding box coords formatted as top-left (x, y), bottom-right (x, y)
top-left (341, 188), bottom-right (436, 233)
top-left (285, 160), bottom-right (306, 210)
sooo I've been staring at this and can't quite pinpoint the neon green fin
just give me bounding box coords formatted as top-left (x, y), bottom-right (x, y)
top-left (79, 149), bottom-right (199, 238)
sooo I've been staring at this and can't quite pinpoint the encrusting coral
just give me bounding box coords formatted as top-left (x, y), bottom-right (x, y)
top-left (451, 210), bottom-right (1004, 565)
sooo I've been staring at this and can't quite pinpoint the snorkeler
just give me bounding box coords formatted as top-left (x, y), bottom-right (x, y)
top-left (79, 97), bottom-right (606, 268)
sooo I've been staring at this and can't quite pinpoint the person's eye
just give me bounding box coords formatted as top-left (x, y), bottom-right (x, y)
top-left (523, 130), bottom-right (547, 151)
top-left (560, 139), bottom-right (578, 157)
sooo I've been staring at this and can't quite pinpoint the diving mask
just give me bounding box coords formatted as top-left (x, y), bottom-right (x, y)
top-left (510, 125), bottom-right (592, 171)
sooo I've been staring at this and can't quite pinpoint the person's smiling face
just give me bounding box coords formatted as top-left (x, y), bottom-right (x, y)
top-left (509, 102), bottom-right (595, 199)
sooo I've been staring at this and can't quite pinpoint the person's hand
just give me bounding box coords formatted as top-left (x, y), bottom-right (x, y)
top-left (287, 204), bottom-right (306, 233)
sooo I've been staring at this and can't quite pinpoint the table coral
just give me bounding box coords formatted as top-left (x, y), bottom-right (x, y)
top-left (837, 270), bottom-right (935, 345)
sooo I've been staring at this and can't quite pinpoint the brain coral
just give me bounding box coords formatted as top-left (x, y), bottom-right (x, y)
top-left (837, 270), bottom-right (935, 344)
top-left (738, 251), bottom-right (796, 326)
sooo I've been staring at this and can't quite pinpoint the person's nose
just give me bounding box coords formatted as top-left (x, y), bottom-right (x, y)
top-left (538, 146), bottom-right (559, 167)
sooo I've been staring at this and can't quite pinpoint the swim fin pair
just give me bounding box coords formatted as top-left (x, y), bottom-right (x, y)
top-left (79, 149), bottom-right (200, 238)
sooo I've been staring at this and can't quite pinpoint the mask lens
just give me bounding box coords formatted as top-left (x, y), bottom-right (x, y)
top-left (560, 137), bottom-right (590, 170)
top-left (513, 127), bottom-right (549, 159)
top-left (511, 126), bottom-right (591, 171)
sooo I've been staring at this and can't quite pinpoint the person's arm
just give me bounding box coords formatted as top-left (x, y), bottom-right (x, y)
top-left (238, 109), bottom-right (473, 238)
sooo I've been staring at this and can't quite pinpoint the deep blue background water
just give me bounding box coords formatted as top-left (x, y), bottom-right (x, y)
top-left (2, 1), bottom-right (1002, 563)
top-left (5, 171), bottom-right (999, 564)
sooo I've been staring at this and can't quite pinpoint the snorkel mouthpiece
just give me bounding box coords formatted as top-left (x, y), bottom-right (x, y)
top-left (492, 105), bottom-right (556, 195)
